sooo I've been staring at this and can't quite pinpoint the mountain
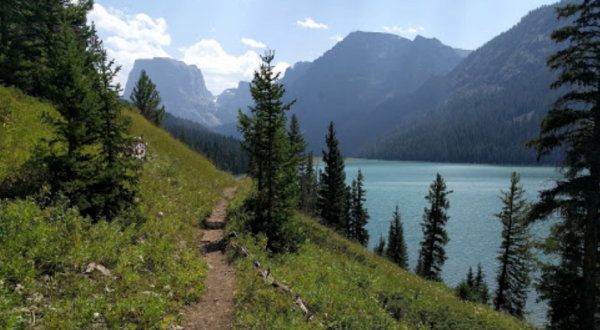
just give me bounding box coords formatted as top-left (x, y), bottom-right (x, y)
top-left (123, 58), bottom-right (220, 127)
top-left (215, 81), bottom-right (253, 125)
top-left (356, 1), bottom-right (573, 164)
top-left (212, 61), bottom-right (313, 137)
top-left (278, 32), bottom-right (467, 153)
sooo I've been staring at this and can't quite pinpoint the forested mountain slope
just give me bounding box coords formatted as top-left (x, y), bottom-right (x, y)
top-left (356, 1), bottom-right (573, 164)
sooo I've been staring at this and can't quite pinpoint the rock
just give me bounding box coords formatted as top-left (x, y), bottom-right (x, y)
top-left (85, 262), bottom-right (111, 277)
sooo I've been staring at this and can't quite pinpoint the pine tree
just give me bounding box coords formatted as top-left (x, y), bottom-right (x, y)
top-left (416, 173), bottom-right (452, 281)
top-left (374, 235), bottom-right (386, 256)
top-left (237, 50), bottom-right (298, 252)
top-left (348, 169), bottom-right (370, 246)
top-left (90, 43), bottom-right (141, 220)
top-left (493, 172), bottom-right (531, 318)
top-left (299, 151), bottom-right (317, 216)
top-left (527, 2), bottom-right (600, 328)
top-left (475, 263), bottom-right (491, 305)
top-left (317, 121), bottom-right (347, 232)
top-left (386, 205), bottom-right (408, 269)
top-left (455, 264), bottom-right (490, 304)
top-left (42, 21), bottom-right (100, 216)
top-left (130, 69), bottom-right (166, 126)
top-left (288, 114), bottom-right (309, 210)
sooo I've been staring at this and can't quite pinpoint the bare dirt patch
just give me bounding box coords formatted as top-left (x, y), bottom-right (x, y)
top-left (182, 187), bottom-right (237, 330)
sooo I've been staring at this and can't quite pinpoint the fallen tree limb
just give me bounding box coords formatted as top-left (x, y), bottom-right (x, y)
top-left (228, 231), bottom-right (312, 321)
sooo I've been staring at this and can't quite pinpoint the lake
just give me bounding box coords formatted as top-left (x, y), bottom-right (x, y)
top-left (336, 160), bottom-right (559, 327)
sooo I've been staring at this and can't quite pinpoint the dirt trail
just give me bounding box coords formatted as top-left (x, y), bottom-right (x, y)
top-left (182, 187), bottom-right (237, 330)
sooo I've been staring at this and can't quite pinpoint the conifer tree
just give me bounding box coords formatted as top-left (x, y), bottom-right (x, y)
top-left (238, 50), bottom-right (298, 251)
top-left (299, 151), bottom-right (318, 216)
top-left (130, 70), bottom-right (166, 126)
top-left (348, 169), bottom-right (370, 246)
top-left (455, 264), bottom-right (490, 304)
top-left (386, 205), bottom-right (408, 269)
top-left (90, 44), bottom-right (141, 220)
top-left (374, 235), bottom-right (386, 256)
top-left (317, 121), bottom-right (347, 232)
top-left (493, 172), bottom-right (531, 318)
top-left (288, 114), bottom-right (307, 177)
top-left (416, 173), bottom-right (452, 281)
top-left (43, 21), bottom-right (100, 216)
top-left (527, 2), bottom-right (600, 328)
top-left (475, 263), bottom-right (491, 305)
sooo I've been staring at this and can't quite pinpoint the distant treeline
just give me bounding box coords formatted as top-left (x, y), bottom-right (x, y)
top-left (162, 114), bottom-right (248, 174)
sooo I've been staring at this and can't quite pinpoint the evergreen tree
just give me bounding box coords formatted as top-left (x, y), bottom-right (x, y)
top-left (475, 263), bottom-right (491, 305)
top-left (374, 235), bottom-right (386, 256)
top-left (237, 50), bottom-right (298, 252)
top-left (527, 1), bottom-right (600, 328)
top-left (493, 172), bottom-right (531, 318)
top-left (416, 173), bottom-right (452, 281)
top-left (42, 21), bottom-right (100, 216)
top-left (348, 169), bottom-right (370, 246)
top-left (299, 151), bottom-right (318, 216)
top-left (317, 121), bottom-right (347, 232)
top-left (90, 44), bottom-right (141, 220)
top-left (288, 113), bottom-right (307, 178)
top-left (386, 205), bottom-right (408, 269)
top-left (455, 264), bottom-right (490, 304)
top-left (130, 69), bottom-right (166, 126)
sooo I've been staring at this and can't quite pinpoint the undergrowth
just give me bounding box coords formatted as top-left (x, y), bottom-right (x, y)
top-left (0, 85), bottom-right (235, 329)
top-left (226, 180), bottom-right (536, 330)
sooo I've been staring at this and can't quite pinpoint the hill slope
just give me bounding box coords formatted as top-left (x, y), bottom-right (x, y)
top-left (225, 181), bottom-right (535, 330)
top-left (0, 85), bottom-right (235, 328)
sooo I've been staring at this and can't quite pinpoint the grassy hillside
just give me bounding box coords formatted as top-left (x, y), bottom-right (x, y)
top-left (0, 85), bottom-right (235, 329)
top-left (226, 180), bottom-right (536, 330)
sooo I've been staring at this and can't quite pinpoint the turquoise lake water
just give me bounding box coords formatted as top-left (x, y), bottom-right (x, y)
top-left (334, 160), bottom-right (560, 327)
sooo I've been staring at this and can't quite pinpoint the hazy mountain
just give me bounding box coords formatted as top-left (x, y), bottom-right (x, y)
top-left (123, 58), bottom-right (220, 127)
top-left (279, 32), bottom-right (467, 153)
top-left (356, 1), bottom-right (574, 164)
top-left (212, 60), bottom-right (313, 137)
top-left (215, 81), bottom-right (252, 125)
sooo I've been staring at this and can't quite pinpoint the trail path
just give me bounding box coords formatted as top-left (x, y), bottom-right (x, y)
top-left (182, 187), bottom-right (237, 330)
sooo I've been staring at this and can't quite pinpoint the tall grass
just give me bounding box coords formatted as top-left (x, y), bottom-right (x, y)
top-left (226, 181), bottom-right (536, 330)
top-left (0, 85), bottom-right (235, 329)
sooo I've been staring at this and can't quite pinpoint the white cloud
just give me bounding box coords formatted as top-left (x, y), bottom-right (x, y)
top-left (181, 40), bottom-right (289, 95)
top-left (382, 25), bottom-right (425, 35)
top-left (88, 4), bottom-right (171, 88)
top-left (274, 62), bottom-right (291, 78)
top-left (329, 35), bottom-right (343, 42)
top-left (297, 17), bottom-right (328, 29)
top-left (241, 37), bottom-right (266, 49)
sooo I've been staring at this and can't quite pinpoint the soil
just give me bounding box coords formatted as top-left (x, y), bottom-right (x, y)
top-left (182, 187), bottom-right (237, 330)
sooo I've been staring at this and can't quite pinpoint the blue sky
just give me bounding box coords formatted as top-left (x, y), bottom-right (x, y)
top-left (89, 0), bottom-right (560, 95)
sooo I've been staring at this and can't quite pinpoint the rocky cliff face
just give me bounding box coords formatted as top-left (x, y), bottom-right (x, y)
top-left (123, 58), bottom-right (220, 127)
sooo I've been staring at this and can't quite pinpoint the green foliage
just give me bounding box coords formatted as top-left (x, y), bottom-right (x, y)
top-left (417, 173), bottom-right (453, 281)
top-left (493, 172), bottom-right (531, 318)
top-left (317, 121), bottom-right (347, 232)
top-left (162, 114), bottom-right (248, 174)
top-left (386, 205), bottom-right (408, 270)
top-left (130, 69), bottom-right (167, 126)
top-left (347, 169), bottom-right (370, 246)
top-left (374, 235), bottom-right (386, 256)
top-left (0, 84), bottom-right (235, 328)
top-left (527, 1), bottom-right (600, 328)
top-left (456, 264), bottom-right (490, 305)
top-left (226, 185), bottom-right (536, 330)
top-left (237, 50), bottom-right (299, 252)
top-left (298, 151), bottom-right (318, 216)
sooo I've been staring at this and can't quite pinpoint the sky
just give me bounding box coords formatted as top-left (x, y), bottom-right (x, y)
top-left (88, 0), bottom-right (560, 96)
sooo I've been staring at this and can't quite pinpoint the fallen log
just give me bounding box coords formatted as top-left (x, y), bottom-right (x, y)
top-left (228, 232), bottom-right (312, 321)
